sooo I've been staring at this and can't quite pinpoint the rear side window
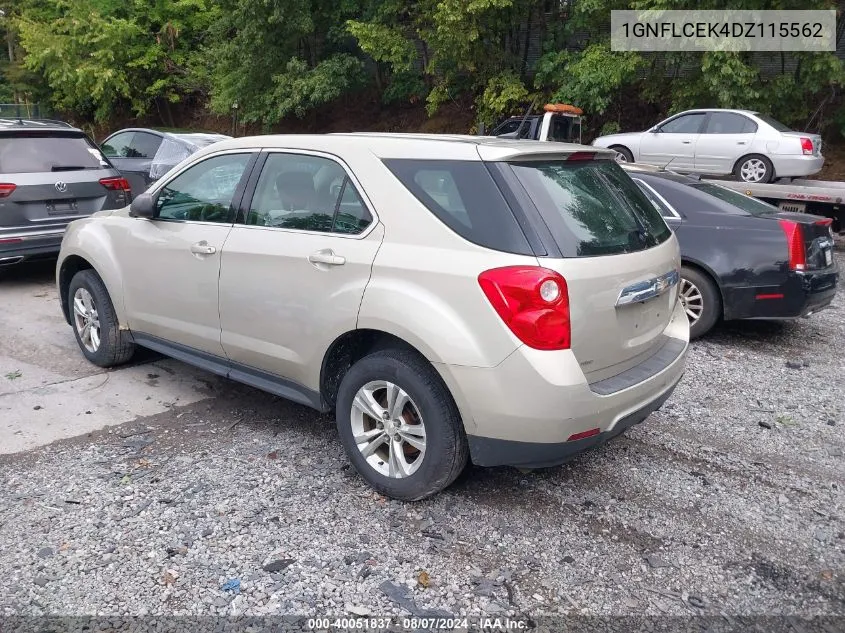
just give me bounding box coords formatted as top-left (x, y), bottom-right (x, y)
top-left (383, 159), bottom-right (532, 255)
top-left (509, 159), bottom-right (672, 257)
top-left (704, 112), bottom-right (758, 134)
top-left (0, 133), bottom-right (109, 173)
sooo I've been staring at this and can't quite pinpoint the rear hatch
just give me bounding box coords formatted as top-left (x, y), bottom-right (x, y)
top-left (0, 131), bottom-right (127, 236)
top-left (503, 155), bottom-right (680, 377)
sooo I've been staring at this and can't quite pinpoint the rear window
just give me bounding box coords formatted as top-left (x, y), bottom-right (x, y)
top-left (754, 114), bottom-right (792, 133)
top-left (509, 159), bottom-right (672, 257)
top-left (692, 182), bottom-right (777, 216)
top-left (0, 133), bottom-right (109, 173)
top-left (383, 159), bottom-right (533, 255)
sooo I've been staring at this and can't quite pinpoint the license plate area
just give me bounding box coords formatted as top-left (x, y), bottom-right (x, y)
top-left (47, 199), bottom-right (79, 215)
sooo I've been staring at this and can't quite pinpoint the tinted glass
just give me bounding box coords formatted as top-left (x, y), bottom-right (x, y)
top-left (633, 178), bottom-right (676, 218)
top-left (692, 182), bottom-right (778, 216)
top-left (130, 132), bottom-right (163, 159)
top-left (0, 133), bottom-right (109, 173)
top-left (493, 118), bottom-right (535, 139)
top-left (247, 153), bottom-right (371, 234)
top-left (101, 132), bottom-right (135, 158)
top-left (550, 117), bottom-right (577, 142)
top-left (704, 113), bottom-right (757, 134)
top-left (156, 153), bottom-right (251, 222)
top-left (659, 114), bottom-right (705, 134)
top-left (510, 159), bottom-right (672, 257)
top-left (383, 159), bottom-right (532, 255)
top-left (755, 114), bottom-right (792, 132)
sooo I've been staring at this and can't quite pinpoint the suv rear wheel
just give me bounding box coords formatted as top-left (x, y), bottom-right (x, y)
top-left (335, 349), bottom-right (468, 501)
top-left (68, 270), bottom-right (135, 367)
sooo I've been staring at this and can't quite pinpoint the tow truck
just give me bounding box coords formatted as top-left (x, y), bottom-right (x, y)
top-left (485, 103), bottom-right (844, 233)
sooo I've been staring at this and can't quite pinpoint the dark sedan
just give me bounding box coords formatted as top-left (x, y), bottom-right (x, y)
top-left (99, 128), bottom-right (230, 197)
top-left (623, 165), bottom-right (839, 338)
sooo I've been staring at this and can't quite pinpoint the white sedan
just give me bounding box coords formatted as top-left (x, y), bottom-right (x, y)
top-left (592, 109), bottom-right (823, 183)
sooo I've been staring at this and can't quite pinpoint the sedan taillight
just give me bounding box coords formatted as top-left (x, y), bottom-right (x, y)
top-left (800, 137), bottom-right (814, 155)
top-left (99, 177), bottom-right (131, 192)
top-left (478, 266), bottom-right (571, 350)
top-left (778, 219), bottom-right (806, 271)
top-left (0, 183), bottom-right (16, 198)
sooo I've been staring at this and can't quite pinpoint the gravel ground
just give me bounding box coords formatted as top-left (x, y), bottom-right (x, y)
top-left (0, 253), bottom-right (843, 628)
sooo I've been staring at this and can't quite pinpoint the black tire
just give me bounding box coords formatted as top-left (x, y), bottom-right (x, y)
top-left (68, 269), bottom-right (135, 367)
top-left (680, 266), bottom-right (721, 340)
top-left (734, 154), bottom-right (774, 183)
top-left (335, 348), bottom-right (468, 501)
top-left (610, 145), bottom-right (634, 163)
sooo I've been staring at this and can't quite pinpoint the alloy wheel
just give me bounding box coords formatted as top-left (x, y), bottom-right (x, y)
top-left (679, 278), bottom-right (704, 325)
top-left (350, 380), bottom-right (426, 478)
top-left (740, 158), bottom-right (767, 183)
top-left (73, 287), bottom-right (101, 353)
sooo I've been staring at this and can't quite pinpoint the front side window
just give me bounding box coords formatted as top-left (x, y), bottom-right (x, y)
top-left (658, 113), bottom-right (705, 134)
top-left (156, 153), bottom-right (251, 223)
top-left (246, 153), bottom-right (372, 235)
top-left (510, 159), bottom-right (672, 257)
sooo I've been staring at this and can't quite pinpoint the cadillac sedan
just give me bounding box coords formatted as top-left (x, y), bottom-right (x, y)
top-left (593, 109), bottom-right (823, 184)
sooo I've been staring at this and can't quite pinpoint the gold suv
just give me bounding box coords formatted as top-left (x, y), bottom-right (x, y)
top-left (57, 133), bottom-right (689, 500)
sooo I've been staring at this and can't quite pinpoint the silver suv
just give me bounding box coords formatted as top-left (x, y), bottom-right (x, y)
top-left (56, 133), bottom-right (689, 500)
top-left (0, 119), bottom-right (129, 267)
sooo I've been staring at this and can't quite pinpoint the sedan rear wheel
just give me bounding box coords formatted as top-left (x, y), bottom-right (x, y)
top-left (680, 266), bottom-right (721, 339)
top-left (735, 155), bottom-right (773, 183)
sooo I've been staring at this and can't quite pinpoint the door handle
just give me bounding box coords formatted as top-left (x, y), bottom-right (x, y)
top-left (737, 141), bottom-right (747, 145)
top-left (681, 140), bottom-right (691, 144)
top-left (190, 241), bottom-right (216, 255)
top-left (308, 250), bottom-right (346, 267)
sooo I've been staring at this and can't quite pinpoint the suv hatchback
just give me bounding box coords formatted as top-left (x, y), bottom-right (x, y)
top-left (57, 134), bottom-right (689, 500)
top-left (0, 119), bottom-right (129, 266)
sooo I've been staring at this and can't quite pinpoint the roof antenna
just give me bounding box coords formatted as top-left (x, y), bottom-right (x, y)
top-left (515, 98), bottom-right (538, 139)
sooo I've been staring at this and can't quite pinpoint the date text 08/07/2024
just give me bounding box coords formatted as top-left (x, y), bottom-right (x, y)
top-left (306, 616), bottom-right (531, 631)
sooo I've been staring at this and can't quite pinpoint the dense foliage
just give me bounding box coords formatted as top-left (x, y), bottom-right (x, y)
top-left (1, 0), bottom-right (843, 134)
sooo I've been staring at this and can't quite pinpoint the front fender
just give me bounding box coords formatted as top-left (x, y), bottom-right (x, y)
top-left (57, 217), bottom-right (128, 328)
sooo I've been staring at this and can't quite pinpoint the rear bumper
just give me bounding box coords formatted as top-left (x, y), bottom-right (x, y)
top-left (435, 299), bottom-right (689, 468)
top-left (0, 229), bottom-right (65, 264)
top-left (724, 267), bottom-right (839, 320)
top-left (770, 154), bottom-right (824, 178)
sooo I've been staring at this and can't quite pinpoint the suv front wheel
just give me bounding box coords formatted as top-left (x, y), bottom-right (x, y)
top-left (68, 269), bottom-right (135, 367)
top-left (335, 349), bottom-right (468, 501)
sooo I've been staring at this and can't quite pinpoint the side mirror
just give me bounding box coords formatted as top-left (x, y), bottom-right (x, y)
top-left (129, 192), bottom-right (155, 219)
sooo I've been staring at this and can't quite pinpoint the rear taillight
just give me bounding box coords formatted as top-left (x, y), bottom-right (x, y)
top-left (0, 183), bottom-right (16, 198)
top-left (800, 137), bottom-right (814, 155)
top-left (778, 219), bottom-right (806, 271)
top-left (814, 218), bottom-right (833, 226)
top-left (99, 177), bottom-right (131, 192)
top-left (478, 266), bottom-right (570, 350)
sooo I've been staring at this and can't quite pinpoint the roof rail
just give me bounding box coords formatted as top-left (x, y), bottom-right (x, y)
top-left (0, 117), bottom-right (76, 128)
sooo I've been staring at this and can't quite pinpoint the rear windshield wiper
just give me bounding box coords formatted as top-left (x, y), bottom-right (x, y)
top-left (51, 165), bottom-right (90, 171)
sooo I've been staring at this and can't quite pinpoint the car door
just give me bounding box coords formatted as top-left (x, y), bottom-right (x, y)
top-left (694, 112), bottom-right (758, 174)
top-left (218, 151), bottom-right (384, 393)
top-left (639, 112), bottom-right (706, 169)
top-left (120, 151), bottom-right (256, 357)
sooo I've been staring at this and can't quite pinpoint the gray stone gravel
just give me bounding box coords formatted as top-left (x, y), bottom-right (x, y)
top-left (0, 253), bottom-right (843, 621)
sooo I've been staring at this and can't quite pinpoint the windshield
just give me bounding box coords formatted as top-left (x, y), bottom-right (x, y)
top-left (510, 159), bottom-right (672, 257)
top-left (0, 133), bottom-right (109, 173)
top-left (754, 114), bottom-right (793, 133)
top-left (692, 182), bottom-right (778, 216)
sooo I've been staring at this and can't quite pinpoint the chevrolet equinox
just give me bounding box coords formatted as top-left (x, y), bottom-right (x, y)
top-left (57, 133), bottom-right (689, 500)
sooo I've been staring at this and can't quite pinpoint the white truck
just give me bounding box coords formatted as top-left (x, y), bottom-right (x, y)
top-left (487, 103), bottom-right (584, 144)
